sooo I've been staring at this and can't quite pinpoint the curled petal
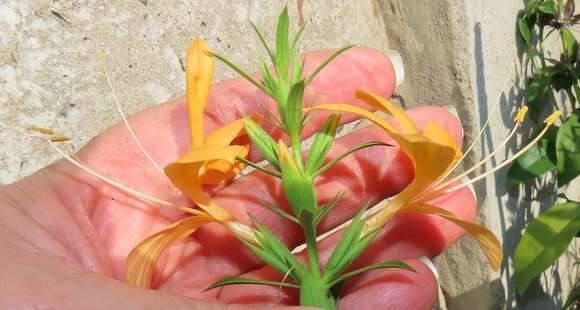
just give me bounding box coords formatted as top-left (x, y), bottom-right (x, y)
top-left (403, 203), bottom-right (502, 271)
top-left (204, 114), bottom-right (260, 147)
top-left (165, 145), bottom-right (246, 220)
top-left (126, 214), bottom-right (214, 288)
top-left (356, 90), bottom-right (418, 134)
top-left (422, 121), bottom-right (462, 167)
top-left (305, 103), bottom-right (400, 133)
top-left (200, 146), bottom-right (249, 185)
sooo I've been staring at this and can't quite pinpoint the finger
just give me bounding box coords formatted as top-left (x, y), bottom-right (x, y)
top-left (337, 259), bottom-right (438, 310)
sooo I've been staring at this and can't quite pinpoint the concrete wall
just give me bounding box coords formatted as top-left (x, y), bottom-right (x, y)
top-left (1, 0), bottom-right (578, 309)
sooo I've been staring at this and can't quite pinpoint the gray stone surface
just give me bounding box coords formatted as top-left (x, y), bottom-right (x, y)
top-left (1, 0), bottom-right (579, 309)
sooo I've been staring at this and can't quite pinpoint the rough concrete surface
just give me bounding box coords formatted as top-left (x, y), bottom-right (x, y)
top-left (1, 0), bottom-right (579, 309)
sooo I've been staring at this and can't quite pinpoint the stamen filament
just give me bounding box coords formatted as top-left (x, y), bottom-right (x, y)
top-left (434, 71), bottom-right (514, 184)
top-left (46, 138), bottom-right (201, 215)
top-left (431, 106), bottom-right (528, 193)
top-left (441, 111), bottom-right (560, 195)
top-left (97, 51), bottom-right (165, 175)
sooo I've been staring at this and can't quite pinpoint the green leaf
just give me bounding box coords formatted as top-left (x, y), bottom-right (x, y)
top-left (314, 141), bottom-right (390, 177)
top-left (556, 109), bottom-right (580, 186)
top-left (283, 80), bottom-right (306, 139)
top-left (507, 127), bottom-right (557, 186)
top-left (314, 190), bottom-right (345, 226)
top-left (305, 114), bottom-right (340, 176)
top-left (210, 51), bottom-right (270, 97)
top-left (260, 200), bottom-right (300, 225)
top-left (329, 261), bottom-right (416, 287)
top-left (280, 151), bottom-right (318, 216)
top-left (205, 277), bottom-right (299, 291)
top-left (250, 21), bottom-right (276, 66)
top-left (242, 118), bottom-right (280, 171)
top-left (275, 7), bottom-right (290, 78)
top-left (514, 202), bottom-right (580, 295)
top-left (324, 203), bottom-right (374, 281)
top-left (564, 283), bottom-right (580, 309)
top-left (518, 15), bottom-right (531, 44)
top-left (524, 0), bottom-right (543, 16)
top-left (249, 217), bottom-right (304, 281)
top-left (305, 45), bottom-right (355, 86)
top-left (561, 28), bottom-right (578, 62)
top-left (236, 156), bottom-right (282, 178)
top-left (538, 0), bottom-right (555, 14)
top-left (526, 68), bottom-right (555, 116)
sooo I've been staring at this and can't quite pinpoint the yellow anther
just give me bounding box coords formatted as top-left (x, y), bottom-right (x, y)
top-left (49, 136), bottom-right (71, 142)
top-left (26, 125), bottom-right (56, 135)
top-left (544, 110), bottom-right (562, 125)
top-left (514, 106), bottom-right (528, 123)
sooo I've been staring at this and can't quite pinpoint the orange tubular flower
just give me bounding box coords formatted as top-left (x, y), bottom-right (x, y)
top-left (306, 90), bottom-right (559, 271)
top-left (126, 38), bottom-right (256, 288)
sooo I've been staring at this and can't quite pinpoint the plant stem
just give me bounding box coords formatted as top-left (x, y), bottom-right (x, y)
top-left (304, 221), bottom-right (321, 278)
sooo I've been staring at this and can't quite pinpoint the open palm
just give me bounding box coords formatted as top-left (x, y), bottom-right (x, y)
top-left (0, 48), bottom-right (475, 309)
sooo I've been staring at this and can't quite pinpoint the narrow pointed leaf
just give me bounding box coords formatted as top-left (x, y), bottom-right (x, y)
top-left (329, 261), bottom-right (416, 287)
top-left (243, 118), bottom-right (281, 171)
top-left (315, 141), bottom-right (390, 177)
top-left (275, 7), bottom-right (290, 78)
top-left (324, 203), bottom-right (371, 280)
top-left (260, 200), bottom-right (300, 224)
top-left (250, 20), bottom-right (276, 65)
top-left (305, 45), bottom-right (355, 85)
top-left (306, 114), bottom-right (340, 176)
top-left (284, 80), bottom-right (306, 138)
top-left (206, 277), bottom-right (299, 291)
top-left (314, 191), bottom-right (345, 226)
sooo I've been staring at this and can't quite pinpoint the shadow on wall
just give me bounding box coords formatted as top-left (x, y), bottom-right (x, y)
top-left (474, 9), bottom-right (563, 308)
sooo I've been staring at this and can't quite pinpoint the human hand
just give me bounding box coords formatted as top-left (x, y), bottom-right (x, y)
top-left (0, 48), bottom-right (475, 309)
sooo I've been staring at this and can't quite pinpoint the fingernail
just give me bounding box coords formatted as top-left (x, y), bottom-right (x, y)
top-left (462, 176), bottom-right (477, 203)
top-left (418, 256), bottom-right (439, 281)
top-left (385, 50), bottom-right (405, 86)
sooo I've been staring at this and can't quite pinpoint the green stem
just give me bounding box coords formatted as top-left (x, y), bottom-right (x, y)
top-left (304, 222), bottom-right (321, 278)
top-left (538, 25), bottom-right (546, 67)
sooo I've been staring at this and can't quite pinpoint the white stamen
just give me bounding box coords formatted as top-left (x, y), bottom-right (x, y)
top-left (46, 138), bottom-right (200, 215)
top-left (435, 70), bottom-right (514, 184)
top-left (97, 51), bottom-right (165, 175)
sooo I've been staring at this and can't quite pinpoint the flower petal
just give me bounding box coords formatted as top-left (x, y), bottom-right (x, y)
top-left (422, 121), bottom-right (462, 165)
top-left (186, 38), bottom-right (215, 147)
top-left (126, 214), bottom-right (214, 288)
top-left (356, 90), bottom-right (418, 134)
top-left (204, 114), bottom-right (260, 147)
top-left (200, 146), bottom-right (249, 185)
top-left (306, 103), bottom-right (400, 133)
top-left (403, 203), bottom-right (502, 271)
top-left (164, 145), bottom-right (246, 219)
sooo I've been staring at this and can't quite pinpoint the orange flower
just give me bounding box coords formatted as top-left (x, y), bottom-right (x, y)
top-left (126, 38), bottom-right (256, 288)
top-left (306, 90), bottom-right (558, 271)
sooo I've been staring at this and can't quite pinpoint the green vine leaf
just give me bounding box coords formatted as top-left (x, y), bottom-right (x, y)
top-left (514, 202), bottom-right (580, 295)
top-left (561, 28), bottom-right (578, 62)
top-left (507, 127), bottom-right (557, 186)
top-left (537, 0), bottom-right (555, 14)
top-left (556, 109), bottom-right (580, 186)
top-left (526, 67), bottom-right (555, 116)
top-left (518, 15), bottom-right (531, 44)
top-left (205, 277), bottom-right (300, 291)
